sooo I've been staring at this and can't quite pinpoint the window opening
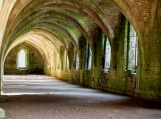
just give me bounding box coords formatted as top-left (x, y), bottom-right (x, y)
top-left (18, 49), bottom-right (26, 69)
top-left (65, 53), bottom-right (69, 70)
top-left (85, 43), bottom-right (92, 70)
top-left (75, 53), bottom-right (79, 70)
top-left (102, 34), bottom-right (111, 71)
top-left (124, 20), bottom-right (138, 73)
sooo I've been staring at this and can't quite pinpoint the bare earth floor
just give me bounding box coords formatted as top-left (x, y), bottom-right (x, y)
top-left (0, 75), bottom-right (161, 119)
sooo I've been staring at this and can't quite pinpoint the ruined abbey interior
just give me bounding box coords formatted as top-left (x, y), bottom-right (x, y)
top-left (0, 0), bottom-right (161, 118)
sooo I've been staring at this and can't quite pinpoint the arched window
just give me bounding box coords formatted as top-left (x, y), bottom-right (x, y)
top-left (18, 49), bottom-right (26, 69)
top-left (85, 43), bottom-right (92, 70)
top-left (75, 52), bottom-right (79, 70)
top-left (129, 24), bottom-right (138, 70)
top-left (65, 53), bottom-right (69, 70)
top-left (124, 20), bottom-right (138, 73)
top-left (102, 34), bottom-right (111, 71)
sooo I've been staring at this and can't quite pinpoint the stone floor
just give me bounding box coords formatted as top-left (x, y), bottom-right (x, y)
top-left (0, 75), bottom-right (161, 119)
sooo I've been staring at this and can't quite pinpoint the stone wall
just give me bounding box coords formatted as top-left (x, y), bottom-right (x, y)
top-left (51, 15), bottom-right (161, 102)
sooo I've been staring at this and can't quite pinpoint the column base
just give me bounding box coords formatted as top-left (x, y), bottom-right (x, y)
top-left (0, 108), bottom-right (5, 118)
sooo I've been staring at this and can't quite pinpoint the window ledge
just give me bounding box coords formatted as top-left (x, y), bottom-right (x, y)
top-left (102, 69), bottom-right (109, 73)
top-left (18, 68), bottom-right (27, 70)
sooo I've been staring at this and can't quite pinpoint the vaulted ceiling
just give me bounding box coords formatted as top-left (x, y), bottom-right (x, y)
top-left (0, 0), bottom-right (154, 62)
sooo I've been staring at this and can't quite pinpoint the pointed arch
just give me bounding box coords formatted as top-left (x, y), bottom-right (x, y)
top-left (17, 48), bottom-right (27, 69)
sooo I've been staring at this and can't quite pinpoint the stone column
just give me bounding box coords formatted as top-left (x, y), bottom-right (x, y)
top-left (137, 2), bottom-right (161, 100)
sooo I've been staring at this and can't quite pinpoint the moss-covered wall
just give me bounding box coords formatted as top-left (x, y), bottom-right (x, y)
top-left (4, 43), bottom-right (44, 74)
top-left (50, 15), bottom-right (161, 102)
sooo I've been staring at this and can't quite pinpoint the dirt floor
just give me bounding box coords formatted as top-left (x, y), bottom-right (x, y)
top-left (0, 75), bottom-right (161, 119)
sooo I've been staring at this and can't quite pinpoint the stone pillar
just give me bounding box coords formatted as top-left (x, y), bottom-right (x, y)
top-left (137, 2), bottom-right (161, 100)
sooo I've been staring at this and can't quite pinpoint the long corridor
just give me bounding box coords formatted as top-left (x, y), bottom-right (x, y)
top-left (1, 75), bottom-right (161, 119)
